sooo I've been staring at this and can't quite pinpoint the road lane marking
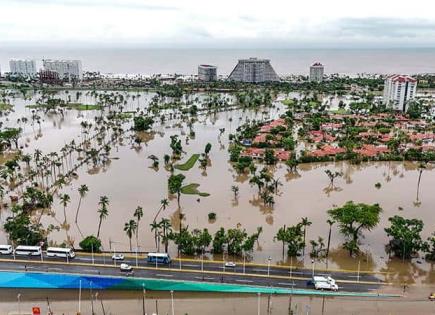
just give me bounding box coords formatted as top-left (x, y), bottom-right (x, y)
top-left (252, 269), bottom-right (268, 272)
top-left (278, 282), bottom-right (296, 286)
top-left (156, 274), bottom-right (173, 277)
top-left (183, 264), bottom-right (199, 267)
top-left (235, 279), bottom-right (253, 283)
top-left (194, 276), bottom-right (215, 281)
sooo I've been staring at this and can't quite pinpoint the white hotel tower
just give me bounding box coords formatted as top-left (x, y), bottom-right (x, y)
top-left (383, 75), bottom-right (417, 112)
top-left (43, 59), bottom-right (83, 81)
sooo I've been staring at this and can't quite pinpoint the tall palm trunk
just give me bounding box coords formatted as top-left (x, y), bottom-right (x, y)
top-left (416, 169), bottom-right (423, 201)
top-left (75, 197), bottom-right (82, 223)
top-left (326, 226), bottom-right (332, 257)
top-left (97, 218), bottom-right (102, 238)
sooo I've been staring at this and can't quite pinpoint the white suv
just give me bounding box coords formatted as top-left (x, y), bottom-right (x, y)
top-left (312, 276), bottom-right (339, 291)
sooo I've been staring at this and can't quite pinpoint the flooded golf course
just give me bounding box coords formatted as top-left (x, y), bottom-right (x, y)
top-left (0, 90), bottom-right (434, 288)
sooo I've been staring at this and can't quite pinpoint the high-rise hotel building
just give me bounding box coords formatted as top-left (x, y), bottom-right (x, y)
top-left (43, 59), bottom-right (83, 81)
top-left (383, 75), bottom-right (417, 112)
top-left (228, 58), bottom-right (279, 83)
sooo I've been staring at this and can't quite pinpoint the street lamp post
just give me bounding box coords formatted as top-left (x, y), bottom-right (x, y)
top-left (170, 290), bottom-right (175, 315)
top-left (267, 257), bottom-right (271, 277)
top-left (257, 292), bottom-right (261, 315)
top-left (357, 260), bottom-right (361, 283)
top-left (17, 293), bottom-right (21, 315)
top-left (243, 251), bottom-right (246, 274)
top-left (201, 246), bottom-right (204, 274)
top-left (91, 244), bottom-right (95, 265)
top-left (142, 284), bottom-right (146, 315)
top-left (311, 259), bottom-right (315, 277)
top-left (78, 280), bottom-right (82, 314)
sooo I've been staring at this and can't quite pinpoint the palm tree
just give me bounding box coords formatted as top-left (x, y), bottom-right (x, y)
top-left (231, 185), bottom-right (239, 198)
top-left (97, 195), bottom-right (109, 238)
top-left (153, 198), bottom-right (169, 223)
top-left (301, 217), bottom-right (312, 255)
top-left (326, 219), bottom-right (335, 257)
top-left (60, 193), bottom-right (71, 224)
top-left (150, 221), bottom-right (161, 251)
top-left (133, 206), bottom-right (144, 248)
top-left (159, 218), bottom-right (172, 253)
top-left (124, 219), bottom-right (137, 251)
top-left (274, 225), bottom-right (287, 258)
top-left (416, 162), bottom-right (427, 202)
top-left (75, 184), bottom-right (89, 223)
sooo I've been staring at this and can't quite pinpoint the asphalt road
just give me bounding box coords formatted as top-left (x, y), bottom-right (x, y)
top-left (0, 253), bottom-right (384, 293)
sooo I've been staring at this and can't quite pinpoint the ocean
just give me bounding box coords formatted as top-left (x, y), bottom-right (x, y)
top-left (1, 47), bottom-right (435, 76)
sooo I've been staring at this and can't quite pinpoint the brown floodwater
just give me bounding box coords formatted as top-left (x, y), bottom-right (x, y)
top-left (0, 90), bottom-right (434, 286)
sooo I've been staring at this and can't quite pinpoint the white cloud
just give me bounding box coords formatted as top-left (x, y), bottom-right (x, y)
top-left (1, 0), bottom-right (435, 46)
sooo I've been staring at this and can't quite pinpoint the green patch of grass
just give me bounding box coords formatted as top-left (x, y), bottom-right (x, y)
top-left (181, 183), bottom-right (210, 197)
top-left (329, 108), bottom-right (349, 115)
top-left (65, 103), bottom-right (102, 110)
top-left (26, 103), bottom-right (102, 111)
top-left (0, 103), bottom-right (13, 111)
top-left (282, 99), bottom-right (295, 107)
top-left (174, 154), bottom-right (200, 171)
top-left (114, 112), bottom-right (133, 120)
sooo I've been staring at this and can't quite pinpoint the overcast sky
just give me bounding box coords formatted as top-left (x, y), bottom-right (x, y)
top-left (1, 0), bottom-right (435, 48)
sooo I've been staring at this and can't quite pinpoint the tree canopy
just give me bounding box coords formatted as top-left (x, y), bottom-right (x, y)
top-left (328, 201), bottom-right (382, 255)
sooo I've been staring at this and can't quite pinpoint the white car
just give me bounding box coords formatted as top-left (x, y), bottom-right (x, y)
top-left (120, 263), bottom-right (132, 272)
top-left (112, 254), bottom-right (125, 261)
top-left (224, 261), bottom-right (236, 268)
top-left (312, 276), bottom-right (338, 291)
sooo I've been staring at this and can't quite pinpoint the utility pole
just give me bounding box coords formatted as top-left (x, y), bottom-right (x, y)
top-left (170, 290), bottom-right (175, 315)
top-left (142, 285), bottom-right (146, 315)
top-left (47, 297), bottom-right (53, 315)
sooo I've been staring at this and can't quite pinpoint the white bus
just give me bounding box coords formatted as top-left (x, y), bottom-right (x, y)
top-left (14, 245), bottom-right (42, 256)
top-left (0, 245), bottom-right (13, 255)
top-left (147, 252), bottom-right (171, 264)
top-left (46, 247), bottom-right (76, 259)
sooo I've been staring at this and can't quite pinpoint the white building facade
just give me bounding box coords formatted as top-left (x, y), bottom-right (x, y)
top-left (309, 62), bottom-right (324, 82)
top-left (383, 75), bottom-right (417, 112)
top-left (43, 59), bottom-right (83, 81)
top-left (228, 58), bottom-right (279, 83)
top-left (9, 59), bottom-right (37, 76)
top-left (198, 64), bottom-right (217, 82)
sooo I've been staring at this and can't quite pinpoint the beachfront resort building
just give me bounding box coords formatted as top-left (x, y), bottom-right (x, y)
top-left (309, 62), bottom-right (324, 82)
top-left (198, 64), bottom-right (217, 82)
top-left (9, 59), bottom-right (37, 77)
top-left (43, 59), bottom-right (83, 81)
top-left (383, 75), bottom-right (417, 112)
top-left (228, 58), bottom-right (280, 83)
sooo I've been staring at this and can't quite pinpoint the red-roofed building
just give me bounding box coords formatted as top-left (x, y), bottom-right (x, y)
top-left (353, 145), bottom-right (390, 157)
top-left (275, 150), bottom-right (291, 161)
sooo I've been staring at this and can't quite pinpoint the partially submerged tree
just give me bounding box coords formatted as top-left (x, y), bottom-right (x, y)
top-left (385, 215), bottom-right (428, 260)
top-left (328, 201), bottom-right (382, 256)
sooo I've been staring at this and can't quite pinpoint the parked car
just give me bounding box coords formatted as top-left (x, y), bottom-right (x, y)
top-left (312, 276), bottom-right (339, 291)
top-left (0, 245), bottom-right (13, 255)
top-left (112, 254), bottom-right (125, 261)
top-left (120, 263), bottom-right (132, 272)
top-left (225, 261), bottom-right (236, 268)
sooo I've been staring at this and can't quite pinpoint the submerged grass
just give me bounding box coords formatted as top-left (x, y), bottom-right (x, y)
top-left (181, 183), bottom-right (210, 197)
top-left (174, 154), bottom-right (200, 171)
top-left (26, 103), bottom-right (102, 111)
top-left (0, 103), bottom-right (13, 111)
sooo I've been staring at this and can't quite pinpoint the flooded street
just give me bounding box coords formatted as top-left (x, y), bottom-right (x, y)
top-left (0, 90), bottom-right (434, 286)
